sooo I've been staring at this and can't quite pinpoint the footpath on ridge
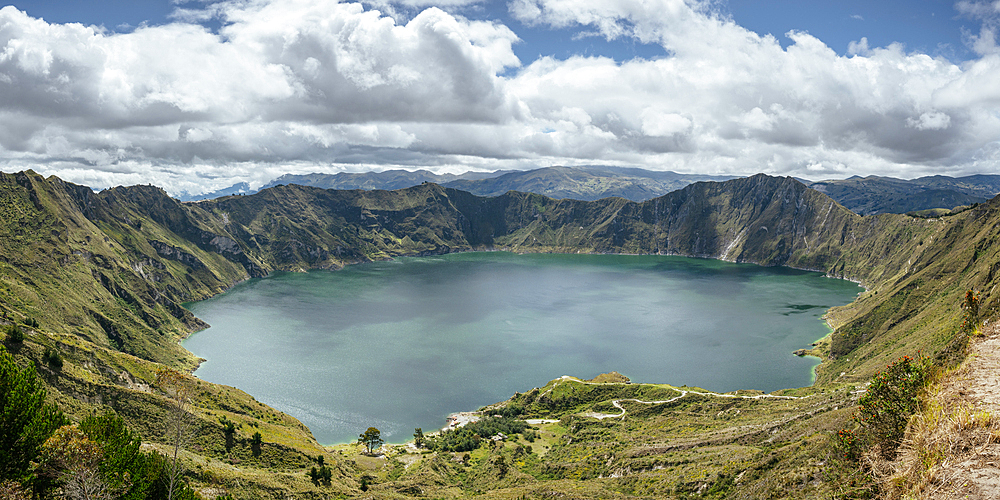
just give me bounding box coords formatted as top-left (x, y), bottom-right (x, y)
top-left (531, 375), bottom-right (805, 421)
top-left (921, 322), bottom-right (1000, 499)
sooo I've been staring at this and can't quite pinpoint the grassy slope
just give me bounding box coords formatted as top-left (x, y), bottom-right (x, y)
top-left (1, 170), bottom-right (997, 497)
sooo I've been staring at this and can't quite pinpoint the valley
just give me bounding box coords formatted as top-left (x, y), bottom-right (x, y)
top-left (1, 170), bottom-right (997, 498)
top-left (180, 252), bottom-right (860, 445)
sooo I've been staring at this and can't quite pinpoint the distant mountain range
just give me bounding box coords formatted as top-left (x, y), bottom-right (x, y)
top-left (179, 167), bottom-right (1000, 216)
top-left (808, 174), bottom-right (1000, 215)
top-left (178, 166), bottom-right (733, 203)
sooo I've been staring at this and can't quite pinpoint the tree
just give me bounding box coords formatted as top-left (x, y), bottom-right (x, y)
top-left (250, 432), bottom-right (262, 457)
top-left (155, 369), bottom-right (196, 500)
top-left (220, 417), bottom-right (236, 452)
top-left (305, 464), bottom-right (332, 486)
top-left (79, 412), bottom-right (154, 500)
top-left (358, 427), bottom-right (383, 455)
top-left (43, 348), bottom-right (63, 370)
top-left (0, 345), bottom-right (67, 483)
top-left (413, 428), bottom-right (425, 448)
top-left (5, 323), bottom-right (24, 343)
top-left (34, 424), bottom-right (118, 500)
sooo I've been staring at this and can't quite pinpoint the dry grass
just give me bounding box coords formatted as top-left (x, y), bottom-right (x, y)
top-left (880, 402), bottom-right (997, 498)
top-left (877, 325), bottom-right (1000, 499)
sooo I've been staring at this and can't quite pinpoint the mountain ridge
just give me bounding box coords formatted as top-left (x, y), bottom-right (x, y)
top-left (180, 167), bottom-right (1000, 217)
top-left (2, 170), bottom-right (997, 497)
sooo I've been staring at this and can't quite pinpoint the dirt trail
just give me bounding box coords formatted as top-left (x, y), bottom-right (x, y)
top-left (581, 385), bottom-right (803, 420)
top-left (923, 323), bottom-right (1000, 499)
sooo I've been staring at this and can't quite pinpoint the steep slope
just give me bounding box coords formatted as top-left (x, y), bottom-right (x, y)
top-left (0, 171), bottom-right (957, 382)
top-left (3, 170), bottom-right (999, 497)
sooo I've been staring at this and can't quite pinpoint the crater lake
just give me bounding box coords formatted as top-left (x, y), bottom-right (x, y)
top-left (182, 252), bottom-right (862, 444)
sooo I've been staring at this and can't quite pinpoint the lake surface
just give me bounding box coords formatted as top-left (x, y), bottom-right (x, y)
top-left (183, 252), bottom-right (861, 444)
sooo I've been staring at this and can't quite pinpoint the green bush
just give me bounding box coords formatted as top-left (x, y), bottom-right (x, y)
top-left (852, 354), bottom-right (928, 459)
top-left (42, 349), bottom-right (62, 370)
top-left (251, 431), bottom-right (262, 457)
top-left (219, 417), bottom-right (237, 452)
top-left (5, 324), bottom-right (24, 343)
top-left (962, 289), bottom-right (982, 336)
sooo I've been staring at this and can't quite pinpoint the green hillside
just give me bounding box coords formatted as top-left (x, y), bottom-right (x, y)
top-left (0, 170), bottom-right (994, 498)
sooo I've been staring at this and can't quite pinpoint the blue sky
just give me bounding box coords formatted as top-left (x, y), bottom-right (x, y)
top-left (1, 0), bottom-right (999, 194)
top-left (9, 0), bottom-right (980, 61)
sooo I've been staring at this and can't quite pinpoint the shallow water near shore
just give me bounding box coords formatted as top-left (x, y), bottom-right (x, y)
top-left (183, 252), bottom-right (861, 444)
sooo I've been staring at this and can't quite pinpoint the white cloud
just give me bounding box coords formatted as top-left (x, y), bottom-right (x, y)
top-left (847, 37), bottom-right (870, 56)
top-left (907, 111), bottom-right (952, 131)
top-left (957, 0), bottom-right (1000, 55)
top-left (640, 110), bottom-right (692, 137)
top-left (0, 0), bottom-right (999, 195)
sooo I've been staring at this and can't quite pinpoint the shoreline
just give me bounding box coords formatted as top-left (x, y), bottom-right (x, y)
top-left (178, 249), bottom-right (861, 446)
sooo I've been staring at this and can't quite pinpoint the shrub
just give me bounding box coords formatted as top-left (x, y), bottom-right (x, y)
top-left (853, 354), bottom-right (928, 459)
top-left (251, 431), bottom-right (262, 457)
top-left (833, 428), bottom-right (858, 462)
top-left (42, 349), bottom-right (62, 370)
top-left (962, 289), bottom-right (982, 336)
top-left (219, 417), bottom-right (237, 452)
top-left (5, 324), bottom-right (24, 343)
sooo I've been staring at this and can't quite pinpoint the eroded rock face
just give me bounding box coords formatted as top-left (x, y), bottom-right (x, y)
top-left (149, 240), bottom-right (205, 269)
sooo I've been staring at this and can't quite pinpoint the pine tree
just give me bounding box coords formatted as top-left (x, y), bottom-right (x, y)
top-left (0, 346), bottom-right (68, 482)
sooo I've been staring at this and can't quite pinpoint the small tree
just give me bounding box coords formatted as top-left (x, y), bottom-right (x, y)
top-left (0, 346), bottom-right (67, 483)
top-left (250, 432), bottom-right (262, 457)
top-left (413, 428), bottom-right (425, 448)
top-left (220, 417), bottom-right (236, 452)
top-left (155, 369), bottom-right (196, 500)
top-left (5, 324), bottom-right (24, 343)
top-left (34, 425), bottom-right (118, 500)
top-left (358, 427), bottom-right (383, 455)
top-left (43, 348), bottom-right (63, 370)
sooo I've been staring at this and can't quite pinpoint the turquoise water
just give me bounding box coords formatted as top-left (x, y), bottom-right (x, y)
top-left (182, 252), bottom-right (861, 444)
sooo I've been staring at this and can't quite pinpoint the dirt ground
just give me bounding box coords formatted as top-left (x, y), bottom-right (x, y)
top-left (922, 322), bottom-right (1000, 499)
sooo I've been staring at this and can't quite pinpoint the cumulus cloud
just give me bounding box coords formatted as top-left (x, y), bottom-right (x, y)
top-left (0, 0), bottom-right (999, 194)
top-left (907, 111), bottom-right (952, 131)
top-left (957, 0), bottom-right (1000, 55)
